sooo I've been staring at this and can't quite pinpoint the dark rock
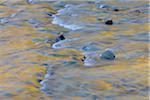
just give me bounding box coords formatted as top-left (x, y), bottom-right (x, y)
top-left (81, 56), bottom-right (86, 62)
top-left (46, 12), bottom-right (56, 16)
top-left (55, 34), bottom-right (65, 42)
top-left (46, 12), bottom-right (53, 16)
top-left (105, 20), bottom-right (113, 25)
top-left (59, 34), bottom-right (65, 40)
top-left (100, 50), bottom-right (116, 60)
top-left (42, 63), bottom-right (49, 67)
top-left (113, 8), bottom-right (119, 11)
top-left (134, 10), bottom-right (141, 13)
top-left (37, 79), bottom-right (42, 83)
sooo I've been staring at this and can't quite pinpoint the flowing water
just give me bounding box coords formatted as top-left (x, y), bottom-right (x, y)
top-left (0, 0), bottom-right (149, 100)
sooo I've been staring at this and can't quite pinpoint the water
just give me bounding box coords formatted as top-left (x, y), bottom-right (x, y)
top-left (0, 0), bottom-right (149, 100)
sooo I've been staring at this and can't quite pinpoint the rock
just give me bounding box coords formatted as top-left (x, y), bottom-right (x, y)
top-left (55, 34), bottom-right (65, 42)
top-left (81, 56), bottom-right (86, 62)
top-left (100, 49), bottom-right (115, 60)
top-left (113, 8), bottom-right (119, 11)
top-left (46, 12), bottom-right (53, 16)
top-left (105, 20), bottom-right (113, 25)
top-left (46, 12), bottom-right (56, 16)
top-left (37, 79), bottom-right (42, 83)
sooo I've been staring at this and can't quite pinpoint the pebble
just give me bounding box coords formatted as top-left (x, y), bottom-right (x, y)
top-left (113, 8), bottom-right (119, 11)
top-left (46, 12), bottom-right (53, 16)
top-left (37, 79), bottom-right (42, 83)
top-left (41, 63), bottom-right (49, 67)
top-left (100, 49), bottom-right (116, 60)
top-left (55, 34), bottom-right (65, 42)
top-left (81, 56), bottom-right (86, 62)
top-left (105, 20), bottom-right (113, 25)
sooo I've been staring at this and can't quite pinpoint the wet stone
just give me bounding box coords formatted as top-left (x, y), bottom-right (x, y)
top-left (46, 12), bottom-right (54, 17)
top-left (81, 56), bottom-right (86, 62)
top-left (105, 20), bottom-right (113, 25)
top-left (37, 79), bottom-right (43, 83)
top-left (55, 34), bottom-right (65, 42)
top-left (113, 8), bottom-right (119, 11)
top-left (100, 50), bottom-right (116, 60)
top-left (41, 63), bottom-right (49, 67)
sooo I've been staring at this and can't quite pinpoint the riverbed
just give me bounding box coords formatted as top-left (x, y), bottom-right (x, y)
top-left (0, 0), bottom-right (149, 100)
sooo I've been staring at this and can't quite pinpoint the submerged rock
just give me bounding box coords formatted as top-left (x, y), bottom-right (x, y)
top-left (105, 20), bottom-right (113, 25)
top-left (100, 49), bottom-right (116, 60)
top-left (113, 8), bottom-right (119, 11)
top-left (81, 56), bottom-right (86, 62)
top-left (37, 79), bottom-right (42, 83)
top-left (55, 34), bottom-right (65, 42)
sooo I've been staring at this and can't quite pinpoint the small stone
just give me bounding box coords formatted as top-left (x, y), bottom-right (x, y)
top-left (55, 34), bottom-right (65, 42)
top-left (42, 63), bottom-right (49, 67)
top-left (105, 20), bottom-right (113, 25)
top-left (46, 12), bottom-right (56, 16)
top-left (59, 34), bottom-right (65, 40)
top-left (100, 49), bottom-right (116, 60)
top-left (37, 79), bottom-right (42, 83)
top-left (46, 12), bottom-right (53, 16)
top-left (81, 56), bottom-right (86, 62)
top-left (113, 8), bottom-right (119, 11)
top-left (134, 10), bottom-right (141, 13)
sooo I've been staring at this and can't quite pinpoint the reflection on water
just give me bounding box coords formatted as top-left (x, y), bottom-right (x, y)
top-left (0, 0), bottom-right (149, 100)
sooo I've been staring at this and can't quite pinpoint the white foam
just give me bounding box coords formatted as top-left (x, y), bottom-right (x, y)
top-left (52, 38), bottom-right (80, 49)
top-left (52, 15), bottom-right (83, 31)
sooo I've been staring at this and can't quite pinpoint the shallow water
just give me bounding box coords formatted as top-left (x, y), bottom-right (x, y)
top-left (0, 0), bottom-right (149, 100)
